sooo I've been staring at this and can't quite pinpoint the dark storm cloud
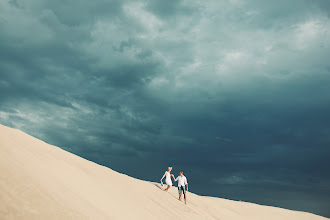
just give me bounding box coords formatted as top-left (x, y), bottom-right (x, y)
top-left (145, 0), bottom-right (196, 19)
top-left (1, 0), bottom-right (330, 217)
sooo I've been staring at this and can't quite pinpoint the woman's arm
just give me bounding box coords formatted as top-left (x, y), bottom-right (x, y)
top-left (160, 172), bottom-right (166, 181)
top-left (171, 174), bottom-right (176, 181)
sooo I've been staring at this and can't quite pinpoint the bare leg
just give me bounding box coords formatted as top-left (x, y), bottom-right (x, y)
top-left (184, 193), bottom-right (187, 204)
top-left (179, 194), bottom-right (182, 201)
top-left (165, 185), bottom-right (171, 192)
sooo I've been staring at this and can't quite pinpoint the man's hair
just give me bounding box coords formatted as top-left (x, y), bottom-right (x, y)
top-left (180, 171), bottom-right (183, 173)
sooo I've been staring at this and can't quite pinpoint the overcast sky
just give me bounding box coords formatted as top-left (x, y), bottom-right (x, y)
top-left (1, 0), bottom-right (330, 217)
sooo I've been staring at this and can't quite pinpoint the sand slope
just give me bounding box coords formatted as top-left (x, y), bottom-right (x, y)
top-left (0, 124), bottom-right (328, 220)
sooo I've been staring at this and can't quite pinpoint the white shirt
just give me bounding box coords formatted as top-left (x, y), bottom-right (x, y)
top-left (175, 175), bottom-right (188, 187)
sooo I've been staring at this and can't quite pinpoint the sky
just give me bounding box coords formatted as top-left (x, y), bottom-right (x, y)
top-left (1, 0), bottom-right (330, 217)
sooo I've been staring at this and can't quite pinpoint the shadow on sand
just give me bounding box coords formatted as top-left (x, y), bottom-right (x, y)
top-left (152, 182), bottom-right (179, 200)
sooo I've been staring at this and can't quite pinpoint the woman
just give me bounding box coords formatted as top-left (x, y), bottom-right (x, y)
top-left (160, 167), bottom-right (175, 192)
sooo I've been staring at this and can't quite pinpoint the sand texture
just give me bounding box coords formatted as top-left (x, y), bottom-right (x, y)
top-left (0, 124), bottom-right (328, 220)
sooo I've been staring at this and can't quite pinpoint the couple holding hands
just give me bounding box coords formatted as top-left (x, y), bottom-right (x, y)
top-left (160, 167), bottom-right (189, 204)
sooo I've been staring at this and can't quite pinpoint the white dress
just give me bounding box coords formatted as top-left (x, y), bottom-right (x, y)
top-left (165, 171), bottom-right (172, 186)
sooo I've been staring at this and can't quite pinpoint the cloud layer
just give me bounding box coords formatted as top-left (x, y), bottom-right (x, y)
top-left (1, 0), bottom-right (330, 217)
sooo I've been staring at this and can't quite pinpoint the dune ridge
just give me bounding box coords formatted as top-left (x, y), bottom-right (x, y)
top-left (0, 124), bottom-right (328, 220)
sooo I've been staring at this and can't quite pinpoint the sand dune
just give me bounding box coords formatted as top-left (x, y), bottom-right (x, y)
top-left (0, 124), bottom-right (328, 220)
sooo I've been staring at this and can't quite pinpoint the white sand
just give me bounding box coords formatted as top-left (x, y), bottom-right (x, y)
top-left (0, 124), bottom-right (328, 220)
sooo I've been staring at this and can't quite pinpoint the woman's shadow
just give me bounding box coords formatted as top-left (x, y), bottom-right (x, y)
top-left (152, 182), bottom-right (178, 200)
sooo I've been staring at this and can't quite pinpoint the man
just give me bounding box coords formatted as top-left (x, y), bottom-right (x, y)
top-left (174, 171), bottom-right (188, 204)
